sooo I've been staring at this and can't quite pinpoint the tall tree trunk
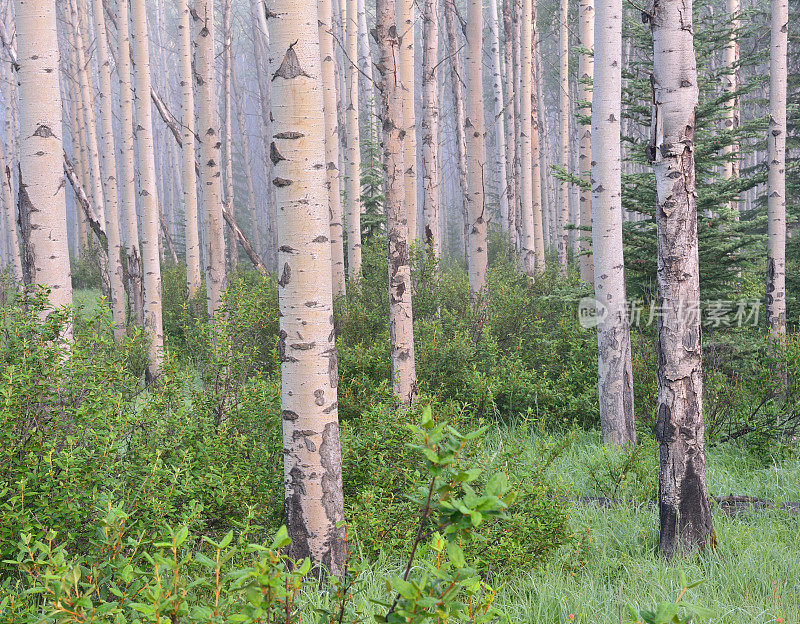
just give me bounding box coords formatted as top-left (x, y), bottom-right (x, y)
top-left (193, 0), bottom-right (227, 318)
top-left (375, 0), bottom-right (418, 406)
top-left (222, 0), bottom-right (237, 272)
top-left (131, 0), bottom-right (165, 379)
top-left (557, 0), bottom-right (570, 275)
top-left (179, 0), bottom-right (202, 298)
top-left (489, 0), bottom-right (509, 232)
top-left (519, 0), bottom-right (535, 277)
top-left (721, 0), bottom-right (739, 215)
top-left (398, 0), bottom-right (418, 240)
top-left (466, 0), bottom-right (488, 295)
top-left (356, 0), bottom-right (375, 118)
top-left (443, 0), bottom-right (468, 258)
top-left (319, 0), bottom-right (346, 296)
top-left (421, 0), bottom-right (440, 257)
top-left (578, 0), bottom-right (594, 282)
top-left (92, 0), bottom-right (126, 338)
top-left (511, 0), bottom-right (522, 249)
top-left (592, 0), bottom-right (635, 446)
top-left (269, 0), bottom-right (346, 576)
top-left (766, 0), bottom-right (787, 335)
top-left (531, 0), bottom-right (545, 271)
top-left (345, 0), bottom-right (362, 281)
top-left (15, 0), bottom-right (73, 320)
top-left (115, 0), bottom-right (143, 327)
top-left (502, 0), bottom-right (518, 241)
top-left (647, 0), bottom-right (714, 558)
top-left (0, 136), bottom-right (22, 282)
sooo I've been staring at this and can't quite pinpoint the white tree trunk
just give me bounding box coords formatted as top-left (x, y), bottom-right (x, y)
top-left (269, 0), bottom-right (346, 575)
top-left (15, 0), bottom-right (73, 320)
top-left (766, 0), bottom-right (787, 334)
top-left (502, 0), bottom-right (518, 241)
top-left (398, 0), bottom-right (418, 240)
top-left (193, 0), bottom-right (227, 318)
top-left (721, 0), bottom-right (740, 215)
top-left (421, 0), bottom-right (440, 257)
top-left (131, 0), bottom-right (165, 379)
top-left (345, 0), bottom-right (362, 281)
top-left (557, 0), bottom-right (570, 275)
top-left (519, 0), bottom-right (535, 277)
top-left (356, 0), bottom-right (375, 118)
top-left (179, 0), bottom-right (202, 299)
top-left (647, 0), bottom-right (713, 558)
top-left (531, 0), bottom-right (545, 271)
top-left (222, 0), bottom-right (237, 272)
top-left (489, 0), bottom-right (509, 231)
top-left (578, 0), bottom-right (594, 282)
top-left (0, 141), bottom-right (22, 282)
top-left (592, 0), bottom-right (635, 446)
top-left (319, 0), bottom-right (347, 296)
top-left (466, 0), bottom-right (488, 295)
top-left (376, 0), bottom-right (418, 406)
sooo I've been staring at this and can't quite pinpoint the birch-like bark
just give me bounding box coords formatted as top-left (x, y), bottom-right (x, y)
top-left (345, 0), bottom-right (362, 281)
top-left (193, 0), bottom-right (227, 318)
top-left (519, 0), bottom-right (535, 277)
top-left (721, 0), bottom-right (739, 215)
top-left (501, 0), bottom-right (518, 240)
top-left (512, 0), bottom-right (522, 248)
top-left (647, 0), bottom-right (713, 558)
top-left (375, 0), bottom-right (418, 406)
top-left (319, 0), bottom-right (346, 296)
top-left (398, 0), bottom-right (418, 240)
top-left (531, 0), bottom-right (545, 271)
top-left (557, 0), bottom-right (570, 275)
top-left (592, 0), bottom-right (635, 446)
top-left (443, 0), bottom-right (468, 257)
top-left (578, 0), bottom-right (594, 282)
top-left (421, 0), bottom-right (440, 257)
top-left (489, 0), bottom-right (509, 231)
top-left (131, 0), bottom-right (164, 378)
top-left (356, 0), bottom-right (375, 118)
top-left (15, 0), bottom-right (73, 318)
top-left (92, 0), bottom-right (126, 338)
top-left (222, 0), bottom-right (237, 272)
top-left (116, 0), bottom-right (143, 327)
top-left (466, 0), bottom-right (488, 294)
top-left (766, 0), bottom-right (787, 335)
top-left (179, 0), bottom-right (201, 298)
top-left (0, 141), bottom-right (22, 282)
top-left (269, 0), bottom-right (346, 576)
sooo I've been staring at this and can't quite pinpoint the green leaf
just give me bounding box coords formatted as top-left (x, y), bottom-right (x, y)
top-left (174, 526), bottom-right (189, 547)
top-left (270, 526), bottom-right (291, 550)
top-left (446, 541), bottom-right (466, 569)
top-left (219, 530), bottom-right (234, 549)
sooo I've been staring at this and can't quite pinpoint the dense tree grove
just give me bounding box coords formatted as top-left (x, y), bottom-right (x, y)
top-left (0, 0), bottom-right (798, 619)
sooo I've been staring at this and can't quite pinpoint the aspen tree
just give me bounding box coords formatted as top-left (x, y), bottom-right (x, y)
top-left (501, 0), bottom-right (518, 238)
top-left (721, 0), bottom-right (740, 215)
top-left (466, 0), bottom-right (488, 294)
top-left (222, 0), bottom-right (237, 272)
top-left (131, 0), bottom-right (165, 378)
top-left (375, 0), bottom-right (418, 406)
top-left (557, 0), bottom-right (570, 275)
top-left (193, 0), bottom-right (227, 318)
top-left (356, 0), bottom-right (375, 117)
top-left (398, 0), bottom-right (418, 240)
top-left (531, 0), bottom-right (545, 271)
top-left (511, 0), bottom-right (522, 247)
top-left (345, 0), bottom-right (363, 281)
top-left (592, 0), bottom-right (635, 446)
top-left (578, 0), bottom-right (594, 282)
top-left (179, 0), bottom-right (201, 298)
top-left (488, 0), bottom-right (509, 233)
top-left (14, 0), bottom-right (73, 317)
top-left (0, 141), bottom-right (22, 282)
top-left (766, 0), bottom-right (787, 335)
top-left (519, 0), bottom-right (535, 277)
top-left (421, 0), bottom-right (440, 257)
top-left (319, 0), bottom-right (346, 296)
top-left (116, 0), bottom-right (144, 326)
top-left (646, 0), bottom-right (713, 558)
top-left (269, 0), bottom-right (346, 575)
top-left (92, 0), bottom-right (126, 339)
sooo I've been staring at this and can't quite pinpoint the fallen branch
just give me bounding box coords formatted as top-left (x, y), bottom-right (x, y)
top-left (62, 151), bottom-right (108, 252)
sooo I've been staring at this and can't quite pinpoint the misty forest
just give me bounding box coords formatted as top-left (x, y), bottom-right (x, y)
top-left (0, 0), bottom-right (798, 619)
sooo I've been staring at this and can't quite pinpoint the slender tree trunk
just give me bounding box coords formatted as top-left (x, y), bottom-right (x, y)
top-left (502, 0), bottom-right (518, 240)
top-left (356, 0), bottom-right (375, 118)
top-left (721, 0), bottom-right (740, 215)
top-left (519, 0), bottom-right (535, 277)
top-left (578, 0), bottom-right (594, 282)
top-left (443, 0), bottom-right (468, 258)
top-left (398, 0), bottom-right (418, 240)
top-left (766, 0), bottom-right (787, 335)
top-left (375, 0), bottom-right (418, 406)
top-left (0, 137), bottom-right (22, 282)
top-left (179, 0), bottom-right (202, 298)
top-left (345, 0), bottom-right (362, 281)
top-left (592, 0), bottom-right (635, 446)
top-left (15, 0), bottom-right (73, 319)
top-left (319, 0), bottom-right (346, 296)
top-left (131, 0), bottom-right (165, 379)
top-left (489, 0), bottom-right (509, 231)
top-left (222, 0), bottom-right (237, 272)
top-left (557, 0), bottom-right (570, 275)
top-left (511, 0), bottom-right (522, 248)
top-left (466, 0), bottom-right (488, 295)
top-left (647, 0), bottom-right (713, 558)
top-left (421, 0), bottom-right (440, 257)
top-left (531, 0), bottom-right (545, 271)
top-left (91, 0), bottom-right (126, 338)
top-left (269, 0), bottom-right (346, 576)
top-left (193, 0), bottom-right (227, 318)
